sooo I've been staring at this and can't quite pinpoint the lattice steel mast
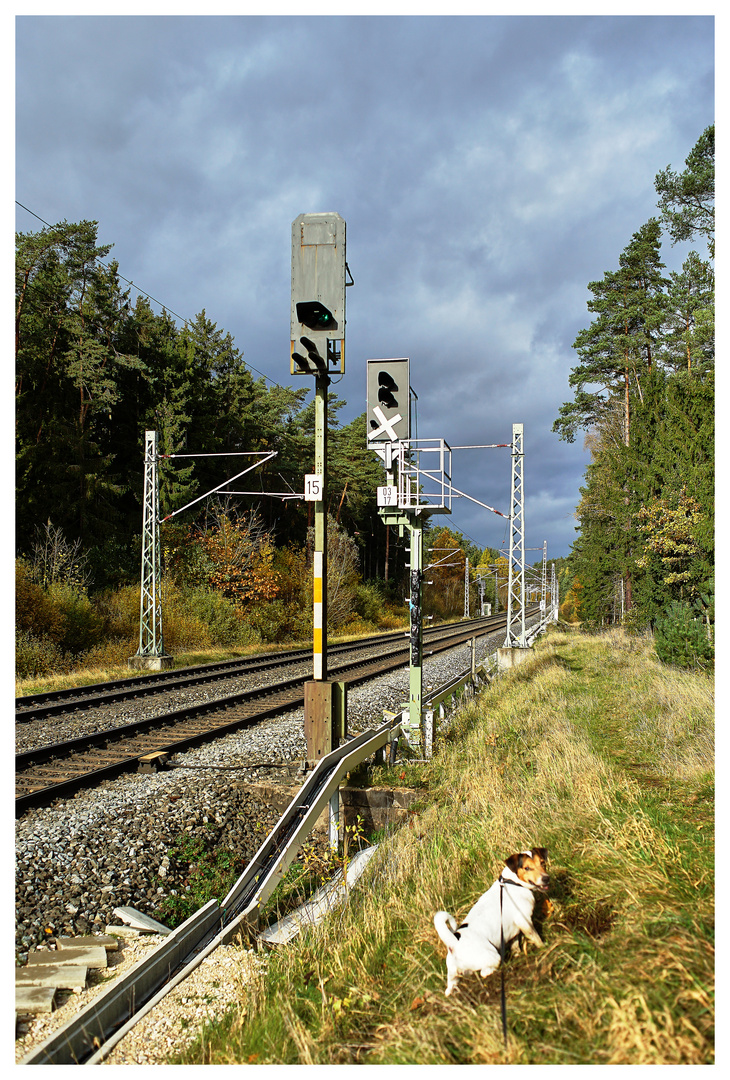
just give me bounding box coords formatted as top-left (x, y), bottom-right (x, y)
top-left (504, 423), bottom-right (526, 647)
top-left (132, 430), bottom-right (170, 667)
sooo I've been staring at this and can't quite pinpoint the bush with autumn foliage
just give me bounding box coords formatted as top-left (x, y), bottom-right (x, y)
top-left (15, 508), bottom-right (411, 679)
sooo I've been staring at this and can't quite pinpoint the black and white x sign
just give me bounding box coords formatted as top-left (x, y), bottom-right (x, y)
top-left (368, 405), bottom-right (403, 442)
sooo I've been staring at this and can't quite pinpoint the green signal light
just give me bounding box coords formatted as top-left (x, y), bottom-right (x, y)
top-left (296, 301), bottom-right (338, 333)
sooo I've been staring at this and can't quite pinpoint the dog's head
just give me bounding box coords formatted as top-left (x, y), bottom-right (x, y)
top-left (504, 847), bottom-right (550, 892)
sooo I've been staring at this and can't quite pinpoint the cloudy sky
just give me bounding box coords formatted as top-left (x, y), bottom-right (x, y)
top-left (14, 10), bottom-right (715, 560)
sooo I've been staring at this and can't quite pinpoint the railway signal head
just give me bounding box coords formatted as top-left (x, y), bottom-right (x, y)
top-left (366, 358), bottom-right (410, 444)
top-left (291, 213), bottom-right (346, 376)
top-left (296, 300), bottom-right (337, 333)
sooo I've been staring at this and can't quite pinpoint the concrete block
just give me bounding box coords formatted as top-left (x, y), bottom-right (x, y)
top-left (497, 646), bottom-right (532, 671)
top-left (104, 925), bottom-right (141, 939)
top-left (56, 935), bottom-right (119, 951)
top-left (16, 986), bottom-right (57, 1015)
top-left (340, 786), bottom-right (418, 832)
top-left (112, 906), bottom-right (171, 935)
top-left (128, 654), bottom-right (174, 671)
top-left (16, 964), bottom-right (88, 989)
top-left (26, 946), bottom-right (107, 970)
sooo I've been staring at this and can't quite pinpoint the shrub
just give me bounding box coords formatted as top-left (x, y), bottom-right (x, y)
top-left (94, 585), bottom-right (142, 643)
top-left (16, 561), bottom-right (67, 642)
top-left (353, 581), bottom-right (387, 624)
top-left (44, 581), bottom-right (102, 654)
top-left (29, 519), bottom-right (92, 592)
top-left (96, 580), bottom-right (213, 652)
top-left (243, 599), bottom-right (298, 644)
top-left (16, 631), bottom-right (73, 679)
top-left (79, 639), bottom-right (137, 671)
top-left (654, 600), bottom-right (714, 670)
top-left (378, 606), bottom-right (408, 630)
top-left (16, 560), bottom-right (101, 657)
top-left (159, 584), bottom-right (212, 651)
top-left (180, 587), bottom-right (251, 647)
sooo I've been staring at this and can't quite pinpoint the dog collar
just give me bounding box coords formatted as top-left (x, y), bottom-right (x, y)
top-left (499, 873), bottom-right (530, 889)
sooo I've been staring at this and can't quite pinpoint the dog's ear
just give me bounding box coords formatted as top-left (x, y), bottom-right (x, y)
top-left (504, 853), bottom-right (523, 873)
top-left (533, 847), bottom-right (548, 862)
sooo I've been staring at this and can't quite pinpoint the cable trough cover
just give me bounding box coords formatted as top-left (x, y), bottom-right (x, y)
top-left (21, 718), bottom-right (402, 1065)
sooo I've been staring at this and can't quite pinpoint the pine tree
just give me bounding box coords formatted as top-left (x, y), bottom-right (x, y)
top-left (654, 600), bottom-right (713, 670)
top-left (655, 124), bottom-right (715, 257)
top-left (16, 221), bottom-right (143, 549)
top-left (662, 252), bottom-right (714, 373)
top-left (553, 219), bottom-right (668, 446)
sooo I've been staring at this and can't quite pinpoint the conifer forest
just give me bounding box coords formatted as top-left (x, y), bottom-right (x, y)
top-left (553, 125), bottom-right (714, 665)
top-left (15, 127), bottom-right (714, 675)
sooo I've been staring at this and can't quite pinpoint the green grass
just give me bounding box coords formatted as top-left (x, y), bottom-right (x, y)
top-left (172, 627), bottom-right (714, 1065)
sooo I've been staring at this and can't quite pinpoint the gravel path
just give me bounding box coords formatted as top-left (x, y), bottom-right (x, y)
top-left (15, 623), bottom-right (536, 1062)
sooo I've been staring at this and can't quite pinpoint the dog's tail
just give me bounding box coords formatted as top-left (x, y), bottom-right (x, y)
top-left (433, 911), bottom-right (459, 949)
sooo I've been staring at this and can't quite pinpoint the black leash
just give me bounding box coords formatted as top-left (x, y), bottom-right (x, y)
top-left (499, 878), bottom-right (508, 1050)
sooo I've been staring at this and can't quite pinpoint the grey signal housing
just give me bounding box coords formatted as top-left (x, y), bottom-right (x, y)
top-left (366, 358), bottom-right (410, 443)
top-left (291, 213), bottom-right (346, 375)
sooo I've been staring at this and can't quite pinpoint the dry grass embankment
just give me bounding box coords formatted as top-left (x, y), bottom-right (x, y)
top-left (173, 627), bottom-right (714, 1065)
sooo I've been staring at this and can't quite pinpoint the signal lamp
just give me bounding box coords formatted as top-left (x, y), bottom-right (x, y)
top-left (291, 352), bottom-right (312, 374)
top-left (299, 336), bottom-right (328, 373)
top-left (296, 301), bottom-right (338, 333)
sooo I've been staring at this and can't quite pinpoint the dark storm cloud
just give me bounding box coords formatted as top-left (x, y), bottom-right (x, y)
top-left (15, 13), bottom-right (714, 557)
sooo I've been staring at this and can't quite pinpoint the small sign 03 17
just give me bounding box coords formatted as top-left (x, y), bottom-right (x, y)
top-left (304, 474), bottom-right (324, 502)
top-left (377, 485), bottom-right (398, 507)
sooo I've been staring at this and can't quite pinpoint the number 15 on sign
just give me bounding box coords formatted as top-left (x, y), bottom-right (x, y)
top-left (304, 474), bottom-right (324, 502)
top-left (377, 485), bottom-right (398, 507)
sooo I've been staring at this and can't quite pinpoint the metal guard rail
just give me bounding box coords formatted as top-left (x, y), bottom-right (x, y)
top-left (23, 618), bottom-right (557, 1064)
top-left (21, 718), bottom-right (402, 1066)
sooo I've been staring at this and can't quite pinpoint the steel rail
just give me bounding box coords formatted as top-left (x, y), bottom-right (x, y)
top-left (20, 721), bottom-right (402, 1066)
top-left (16, 617), bottom-right (495, 720)
top-left (16, 615), bottom-right (520, 816)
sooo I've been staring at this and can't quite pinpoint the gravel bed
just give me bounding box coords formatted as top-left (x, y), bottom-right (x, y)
top-left (15, 638), bottom-right (410, 754)
top-left (15, 624), bottom-right (530, 951)
top-left (15, 621), bottom-right (541, 1059)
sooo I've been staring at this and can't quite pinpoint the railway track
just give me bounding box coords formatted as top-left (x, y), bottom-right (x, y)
top-left (16, 614), bottom-right (521, 815)
top-left (19, 722), bottom-right (403, 1065)
top-left (15, 618), bottom-right (490, 720)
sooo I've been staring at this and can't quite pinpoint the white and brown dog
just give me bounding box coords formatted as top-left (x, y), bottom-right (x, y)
top-left (434, 847), bottom-right (550, 996)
